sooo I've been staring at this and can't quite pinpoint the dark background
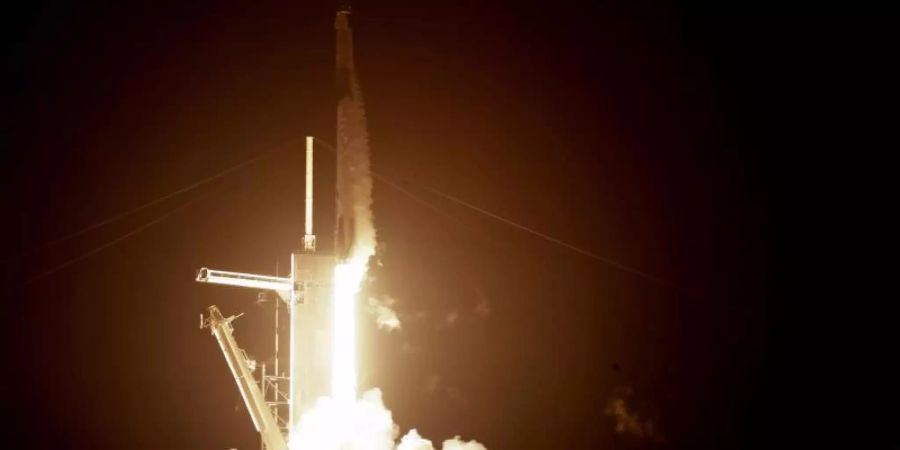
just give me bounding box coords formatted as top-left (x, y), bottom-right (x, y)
top-left (3, 2), bottom-right (895, 449)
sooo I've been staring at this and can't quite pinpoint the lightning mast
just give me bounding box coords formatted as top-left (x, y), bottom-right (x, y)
top-left (304, 136), bottom-right (316, 252)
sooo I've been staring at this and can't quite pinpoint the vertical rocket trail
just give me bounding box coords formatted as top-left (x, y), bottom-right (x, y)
top-left (332, 3), bottom-right (374, 408)
top-left (335, 6), bottom-right (376, 263)
top-left (289, 9), bottom-right (487, 450)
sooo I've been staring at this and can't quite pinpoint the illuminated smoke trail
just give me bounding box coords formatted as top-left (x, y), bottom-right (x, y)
top-left (334, 7), bottom-right (375, 264)
top-left (292, 388), bottom-right (486, 450)
top-left (368, 295), bottom-right (401, 331)
top-left (289, 9), bottom-right (487, 450)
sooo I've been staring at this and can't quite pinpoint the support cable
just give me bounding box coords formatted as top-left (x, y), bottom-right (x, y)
top-left (12, 138), bottom-right (297, 259)
top-left (25, 190), bottom-right (211, 284)
top-left (22, 138), bottom-right (298, 281)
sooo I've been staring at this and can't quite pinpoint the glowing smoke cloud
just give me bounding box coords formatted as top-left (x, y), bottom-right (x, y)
top-left (292, 388), bottom-right (487, 450)
top-left (368, 295), bottom-right (401, 331)
top-left (604, 388), bottom-right (665, 442)
top-left (334, 6), bottom-right (375, 264)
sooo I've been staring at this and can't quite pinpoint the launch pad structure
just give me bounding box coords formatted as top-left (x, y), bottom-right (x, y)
top-left (195, 7), bottom-right (362, 450)
top-left (197, 136), bottom-right (333, 450)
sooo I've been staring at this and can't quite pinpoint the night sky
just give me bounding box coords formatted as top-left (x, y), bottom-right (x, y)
top-left (4, 2), bottom-right (894, 449)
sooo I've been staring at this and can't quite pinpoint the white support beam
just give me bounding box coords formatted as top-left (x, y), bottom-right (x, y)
top-left (196, 268), bottom-right (293, 294)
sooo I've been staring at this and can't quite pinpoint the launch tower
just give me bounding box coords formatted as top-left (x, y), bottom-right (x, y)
top-left (195, 7), bottom-right (363, 449)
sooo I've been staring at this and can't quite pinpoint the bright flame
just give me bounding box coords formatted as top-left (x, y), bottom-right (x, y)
top-left (289, 250), bottom-right (488, 450)
top-left (290, 223), bottom-right (486, 449)
top-left (332, 256), bottom-right (368, 404)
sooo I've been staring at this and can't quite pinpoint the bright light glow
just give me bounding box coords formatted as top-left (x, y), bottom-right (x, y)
top-left (289, 249), bottom-right (488, 450)
top-left (289, 387), bottom-right (487, 450)
top-left (332, 255), bottom-right (367, 404)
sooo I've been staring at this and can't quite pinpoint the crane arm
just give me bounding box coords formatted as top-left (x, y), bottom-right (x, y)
top-left (203, 305), bottom-right (287, 450)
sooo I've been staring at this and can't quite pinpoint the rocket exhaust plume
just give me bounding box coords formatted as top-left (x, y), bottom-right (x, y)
top-left (289, 8), bottom-right (488, 450)
top-left (333, 259), bottom-right (366, 403)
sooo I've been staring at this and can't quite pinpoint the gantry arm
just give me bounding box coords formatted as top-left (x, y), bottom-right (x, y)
top-left (203, 306), bottom-right (287, 450)
top-left (196, 268), bottom-right (292, 301)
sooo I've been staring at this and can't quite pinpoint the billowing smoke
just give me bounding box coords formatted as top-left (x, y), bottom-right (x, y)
top-left (399, 429), bottom-right (488, 450)
top-left (292, 388), bottom-right (486, 450)
top-left (604, 387), bottom-right (664, 442)
top-left (368, 295), bottom-right (401, 331)
top-left (336, 87), bottom-right (376, 260)
top-left (335, 13), bottom-right (375, 263)
top-left (473, 300), bottom-right (491, 318)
